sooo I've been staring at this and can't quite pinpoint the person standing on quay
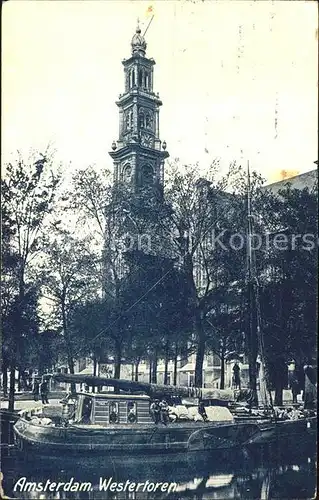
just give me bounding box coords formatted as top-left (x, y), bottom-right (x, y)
top-left (150, 399), bottom-right (161, 424)
top-left (159, 399), bottom-right (169, 425)
top-left (288, 371), bottom-right (301, 404)
top-left (198, 401), bottom-right (208, 422)
top-left (32, 379), bottom-right (40, 402)
top-left (40, 377), bottom-right (49, 404)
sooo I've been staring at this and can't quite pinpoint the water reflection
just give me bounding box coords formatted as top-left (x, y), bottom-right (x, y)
top-left (1, 445), bottom-right (316, 499)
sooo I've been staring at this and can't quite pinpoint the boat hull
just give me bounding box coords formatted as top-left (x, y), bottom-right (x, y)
top-left (248, 416), bottom-right (317, 446)
top-left (13, 416), bottom-right (316, 456)
top-left (14, 419), bottom-right (260, 455)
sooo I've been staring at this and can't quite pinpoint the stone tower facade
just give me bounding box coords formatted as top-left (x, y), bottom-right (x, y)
top-left (109, 25), bottom-right (169, 193)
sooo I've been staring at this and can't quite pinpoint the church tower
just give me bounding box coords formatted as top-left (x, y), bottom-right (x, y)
top-left (109, 24), bottom-right (169, 193)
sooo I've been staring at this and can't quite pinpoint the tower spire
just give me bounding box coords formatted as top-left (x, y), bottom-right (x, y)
top-left (110, 24), bottom-right (169, 194)
top-left (131, 22), bottom-right (147, 56)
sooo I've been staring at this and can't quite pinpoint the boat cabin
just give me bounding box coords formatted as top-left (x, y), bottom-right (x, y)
top-left (74, 393), bottom-right (153, 425)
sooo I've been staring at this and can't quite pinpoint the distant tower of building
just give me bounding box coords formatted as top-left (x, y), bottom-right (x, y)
top-left (109, 23), bottom-right (169, 194)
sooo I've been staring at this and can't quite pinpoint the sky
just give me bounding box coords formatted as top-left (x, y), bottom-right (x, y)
top-left (2, 0), bottom-right (318, 183)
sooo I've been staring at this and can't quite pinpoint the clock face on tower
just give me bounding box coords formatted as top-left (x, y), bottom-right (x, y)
top-left (140, 132), bottom-right (153, 148)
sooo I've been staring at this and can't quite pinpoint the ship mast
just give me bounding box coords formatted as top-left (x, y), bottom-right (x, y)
top-left (246, 160), bottom-right (259, 407)
top-left (246, 161), bottom-right (273, 410)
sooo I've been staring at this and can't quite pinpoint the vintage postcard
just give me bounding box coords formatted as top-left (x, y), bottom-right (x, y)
top-left (1, 1), bottom-right (317, 499)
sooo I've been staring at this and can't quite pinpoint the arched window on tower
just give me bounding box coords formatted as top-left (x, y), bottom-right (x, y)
top-left (138, 69), bottom-right (143, 87)
top-left (145, 113), bottom-right (153, 129)
top-left (144, 72), bottom-right (148, 89)
top-left (123, 163), bottom-right (132, 183)
top-left (141, 164), bottom-right (154, 186)
top-left (131, 69), bottom-right (136, 87)
top-left (139, 112), bottom-right (145, 129)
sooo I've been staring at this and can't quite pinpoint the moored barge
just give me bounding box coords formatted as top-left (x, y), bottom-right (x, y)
top-left (13, 374), bottom-right (316, 456)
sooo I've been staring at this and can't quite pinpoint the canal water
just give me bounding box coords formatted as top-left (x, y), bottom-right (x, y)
top-left (1, 443), bottom-right (316, 499)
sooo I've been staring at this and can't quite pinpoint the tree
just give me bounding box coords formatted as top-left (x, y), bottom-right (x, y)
top-left (1, 204), bottom-right (20, 395)
top-left (67, 167), bottom-right (174, 379)
top-left (67, 167), bottom-right (134, 377)
top-left (155, 161), bottom-right (264, 388)
top-left (205, 292), bottom-right (244, 389)
top-left (39, 231), bottom-right (99, 390)
top-left (259, 185), bottom-right (317, 404)
top-left (68, 166), bottom-right (123, 295)
top-left (1, 151), bottom-right (60, 410)
top-left (68, 299), bottom-right (111, 377)
top-left (159, 163), bottom-right (225, 387)
top-left (120, 250), bottom-right (193, 383)
top-left (4, 286), bottom-right (41, 389)
top-left (35, 329), bottom-right (64, 375)
top-left (68, 166), bottom-right (112, 245)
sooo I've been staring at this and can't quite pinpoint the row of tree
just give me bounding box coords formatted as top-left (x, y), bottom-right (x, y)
top-left (2, 151), bottom-right (317, 410)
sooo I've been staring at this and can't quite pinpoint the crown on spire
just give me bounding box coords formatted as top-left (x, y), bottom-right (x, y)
top-left (131, 21), bottom-right (147, 56)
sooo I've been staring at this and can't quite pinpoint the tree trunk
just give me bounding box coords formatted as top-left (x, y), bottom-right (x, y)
top-left (67, 355), bottom-right (75, 374)
top-left (195, 313), bottom-right (205, 388)
top-left (8, 365), bottom-right (16, 413)
top-left (17, 369), bottom-right (22, 391)
top-left (9, 272), bottom-right (26, 412)
top-left (67, 353), bottom-right (76, 393)
top-left (151, 353), bottom-right (157, 384)
top-left (164, 361), bottom-right (168, 385)
top-left (21, 369), bottom-right (29, 390)
top-left (149, 361), bottom-right (152, 383)
top-left (220, 351), bottom-right (225, 390)
top-left (164, 343), bottom-right (169, 385)
top-left (274, 384), bottom-right (283, 406)
top-left (173, 344), bottom-right (178, 386)
top-left (93, 356), bottom-right (98, 376)
top-left (61, 300), bottom-right (76, 393)
top-left (114, 341), bottom-right (122, 379)
top-left (92, 356), bottom-right (98, 392)
top-left (2, 357), bottom-right (8, 396)
top-left (134, 360), bottom-right (140, 381)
